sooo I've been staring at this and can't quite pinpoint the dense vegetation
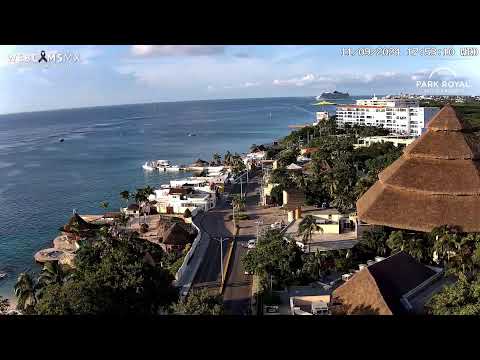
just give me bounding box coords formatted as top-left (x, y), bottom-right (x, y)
top-left (172, 288), bottom-right (224, 315)
top-left (19, 228), bottom-right (178, 315)
top-left (267, 120), bottom-right (402, 213)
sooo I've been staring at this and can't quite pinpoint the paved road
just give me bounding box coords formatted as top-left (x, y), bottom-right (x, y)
top-left (222, 175), bottom-right (261, 315)
top-left (191, 194), bottom-right (233, 290)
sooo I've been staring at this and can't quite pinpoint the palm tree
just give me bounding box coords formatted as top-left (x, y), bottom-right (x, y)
top-left (224, 151), bottom-right (232, 166)
top-left (143, 185), bottom-right (155, 198)
top-left (298, 215), bottom-right (322, 253)
top-left (361, 228), bottom-right (388, 255)
top-left (432, 226), bottom-right (459, 265)
top-left (142, 186), bottom-right (155, 223)
top-left (232, 194), bottom-right (246, 212)
top-left (212, 152), bottom-right (221, 166)
top-left (36, 261), bottom-right (69, 298)
top-left (134, 189), bottom-right (147, 225)
top-left (14, 272), bottom-right (36, 312)
top-left (100, 200), bottom-right (109, 217)
top-left (120, 190), bottom-right (130, 208)
top-left (117, 212), bottom-right (132, 228)
top-left (354, 176), bottom-right (374, 200)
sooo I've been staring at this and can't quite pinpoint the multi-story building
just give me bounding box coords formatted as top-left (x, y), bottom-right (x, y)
top-left (336, 96), bottom-right (439, 136)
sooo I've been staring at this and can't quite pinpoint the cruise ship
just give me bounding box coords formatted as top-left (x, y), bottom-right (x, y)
top-left (317, 91), bottom-right (350, 100)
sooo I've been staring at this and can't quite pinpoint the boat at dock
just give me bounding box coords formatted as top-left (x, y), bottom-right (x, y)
top-left (142, 160), bottom-right (185, 172)
top-left (142, 161), bottom-right (156, 171)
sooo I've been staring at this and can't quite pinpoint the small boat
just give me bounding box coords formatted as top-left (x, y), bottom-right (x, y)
top-left (188, 133), bottom-right (196, 137)
top-left (165, 165), bottom-right (180, 172)
top-left (142, 161), bottom-right (156, 171)
top-left (156, 160), bottom-right (171, 167)
top-left (0, 272), bottom-right (8, 280)
top-left (59, 138), bottom-right (65, 142)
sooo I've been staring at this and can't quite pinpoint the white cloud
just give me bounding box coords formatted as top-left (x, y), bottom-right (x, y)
top-left (243, 81), bottom-right (261, 88)
top-left (224, 81), bottom-right (262, 90)
top-left (273, 73), bottom-right (316, 86)
top-left (131, 45), bottom-right (225, 57)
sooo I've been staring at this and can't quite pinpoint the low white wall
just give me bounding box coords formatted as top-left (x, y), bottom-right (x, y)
top-left (174, 213), bottom-right (202, 283)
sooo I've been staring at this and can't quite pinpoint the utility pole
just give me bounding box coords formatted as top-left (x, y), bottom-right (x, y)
top-left (232, 201), bottom-right (236, 229)
top-left (240, 176), bottom-right (243, 198)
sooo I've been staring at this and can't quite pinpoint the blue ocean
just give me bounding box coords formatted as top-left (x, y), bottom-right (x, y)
top-left (0, 96), bottom-right (359, 298)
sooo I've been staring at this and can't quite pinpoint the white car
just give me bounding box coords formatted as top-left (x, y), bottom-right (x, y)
top-left (247, 239), bottom-right (256, 249)
top-left (296, 241), bottom-right (307, 251)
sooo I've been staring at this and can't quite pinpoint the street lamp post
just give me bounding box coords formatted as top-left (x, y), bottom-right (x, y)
top-left (240, 176), bottom-right (243, 198)
top-left (255, 219), bottom-right (264, 241)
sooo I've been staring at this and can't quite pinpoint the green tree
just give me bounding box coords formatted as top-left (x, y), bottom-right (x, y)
top-left (100, 201), bottom-right (109, 217)
top-left (243, 229), bottom-right (304, 290)
top-left (269, 185), bottom-right (284, 206)
top-left (276, 148), bottom-right (300, 168)
top-left (426, 276), bottom-right (480, 315)
top-left (359, 228), bottom-right (388, 256)
top-left (232, 194), bottom-right (246, 212)
top-left (172, 289), bottom-right (224, 315)
top-left (117, 212), bottom-right (132, 228)
top-left (120, 190), bottom-right (130, 207)
top-left (0, 295), bottom-right (9, 314)
top-left (37, 261), bottom-right (69, 296)
top-left (212, 152), bottom-right (222, 166)
top-left (14, 272), bottom-right (36, 312)
top-left (224, 151), bottom-right (232, 166)
top-left (134, 189), bottom-right (148, 225)
top-left (386, 230), bottom-right (432, 263)
top-left (298, 215), bottom-right (322, 253)
top-left (34, 232), bottom-right (178, 315)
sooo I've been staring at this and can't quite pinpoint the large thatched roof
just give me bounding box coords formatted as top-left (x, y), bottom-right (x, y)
top-left (357, 105), bottom-right (480, 232)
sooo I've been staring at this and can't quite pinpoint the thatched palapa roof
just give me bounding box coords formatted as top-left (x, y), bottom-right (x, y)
top-left (357, 105), bottom-right (480, 232)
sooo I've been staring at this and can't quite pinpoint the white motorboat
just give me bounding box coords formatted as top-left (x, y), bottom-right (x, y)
top-left (0, 272), bottom-right (7, 280)
top-left (142, 161), bottom-right (156, 171)
top-left (156, 160), bottom-right (171, 167)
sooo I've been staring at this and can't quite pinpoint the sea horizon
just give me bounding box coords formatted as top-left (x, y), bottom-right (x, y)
top-left (0, 94), bottom-right (380, 117)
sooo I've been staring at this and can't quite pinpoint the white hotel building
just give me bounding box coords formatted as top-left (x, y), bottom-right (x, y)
top-left (336, 97), bottom-right (439, 136)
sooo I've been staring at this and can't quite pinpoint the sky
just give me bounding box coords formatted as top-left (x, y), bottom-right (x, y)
top-left (1, 45), bottom-right (479, 114)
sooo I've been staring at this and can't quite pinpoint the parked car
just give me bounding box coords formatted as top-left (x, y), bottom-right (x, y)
top-left (247, 239), bottom-right (256, 249)
top-left (244, 269), bottom-right (252, 275)
top-left (296, 241), bottom-right (307, 251)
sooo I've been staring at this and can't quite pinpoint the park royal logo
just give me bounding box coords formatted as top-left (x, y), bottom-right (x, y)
top-left (416, 67), bottom-right (471, 93)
